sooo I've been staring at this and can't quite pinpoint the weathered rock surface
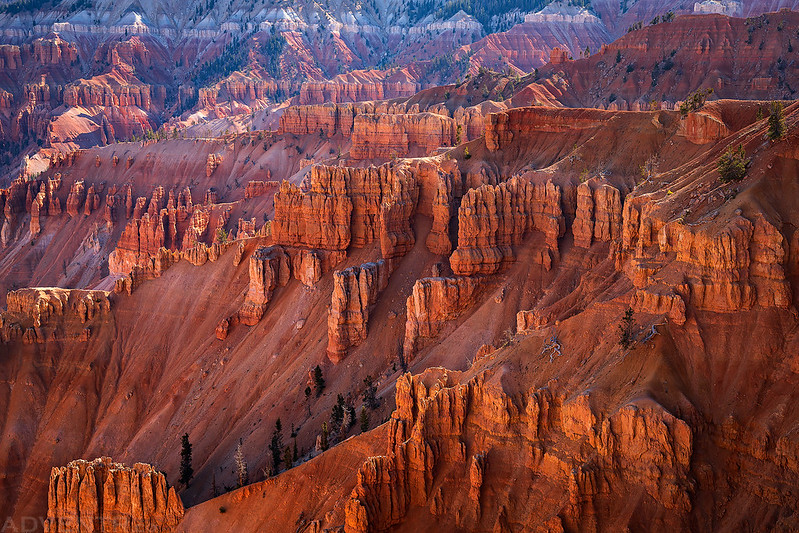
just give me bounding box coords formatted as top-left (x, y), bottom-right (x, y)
top-left (450, 177), bottom-right (564, 275)
top-left (273, 162), bottom-right (418, 258)
top-left (403, 276), bottom-right (480, 361)
top-left (350, 112), bottom-right (456, 160)
top-left (573, 180), bottom-right (623, 248)
top-left (239, 245), bottom-right (290, 326)
top-left (44, 457), bottom-right (183, 533)
top-left (327, 260), bottom-right (389, 361)
top-left (345, 371), bottom-right (692, 532)
top-left (623, 201), bottom-right (791, 312)
top-left (1, 288), bottom-right (111, 343)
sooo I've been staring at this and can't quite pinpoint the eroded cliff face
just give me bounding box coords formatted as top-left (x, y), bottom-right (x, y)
top-left (345, 370), bottom-right (692, 532)
top-left (273, 162), bottom-right (419, 256)
top-left (4, 96), bottom-right (799, 533)
top-left (327, 260), bottom-right (389, 361)
top-left (622, 194), bottom-right (792, 314)
top-left (44, 457), bottom-right (183, 533)
top-left (403, 276), bottom-right (481, 361)
top-left (573, 180), bottom-right (623, 249)
top-left (450, 177), bottom-right (564, 275)
top-left (1, 287), bottom-right (110, 343)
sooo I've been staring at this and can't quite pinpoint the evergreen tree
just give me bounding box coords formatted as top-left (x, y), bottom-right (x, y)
top-left (179, 433), bottom-right (193, 487)
top-left (269, 418), bottom-right (284, 472)
top-left (331, 394), bottom-right (345, 431)
top-left (359, 406), bottom-right (370, 433)
top-left (283, 446), bottom-right (293, 469)
top-left (768, 101), bottom-right (786, 141)
top-left (362, 375), bottom-right (380, 410)
top-left (717, 145), bottom-right (749, 183)
top-left (313, 365), bottom-right (325, 397)
top-left (618, 308), bottom-right (635, 349)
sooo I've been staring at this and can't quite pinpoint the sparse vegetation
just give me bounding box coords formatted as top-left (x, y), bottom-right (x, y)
top-left (234, 439), bottom-right (248, 487)
top-left (269, 419), bottom-right (284, 473)
top-left (179, 434), bottom-right (193, 487)
top-left (618, 307), bottom-right (634, 349)
top-left (679, 88), bottom-right (713, 117)
top-left (260, 34), bottom-right (286, 78)
top-left (717, 145), bottom-right (749, 183)
top-left (359, 406), bottom-right (370, 433)
top-left (362, 375), bottom-right (380, 410)
top-left (313, 365), bottom-right (325, 397)
top-left (768, 101), bottom-right (786, 140)
top-left (320, 422), bottom-right (329, 451)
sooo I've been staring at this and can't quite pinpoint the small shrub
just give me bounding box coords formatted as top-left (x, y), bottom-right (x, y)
top-left (768, 101), bottom-right (786, 140)
top-left (618, 308), bottom-right (634, 349)
top-left (717, 145), bottom-right (749, 183)
top-left (679, 88), bottom-right (714, 116)
top-left (219, 507), bottom-right (227, 513)
top-left (464, 147), bottom-right (472, 159)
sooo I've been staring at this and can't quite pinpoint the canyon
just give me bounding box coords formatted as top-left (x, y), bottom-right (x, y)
top-left (0, 5), bottom-right (798, 533)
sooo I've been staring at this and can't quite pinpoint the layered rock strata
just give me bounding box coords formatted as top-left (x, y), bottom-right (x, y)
top-left (344, 371), bottom-right (692, 532)
top-left (403, 276), bottom-right (480, 361)
top-left (450, 178), bottom-right (564, 276)
top-left (327, 260), bottom-right (389, 362)
top-left (572, 181), bottom-right (623, 248)
top-left (44, 457), bottom-right (183, 533)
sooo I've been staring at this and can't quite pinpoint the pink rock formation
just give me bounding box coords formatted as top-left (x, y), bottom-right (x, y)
top-left (450, 177), bottom-right (564, 275)
top-left (573, 181), bottom-right (623, 248)
top-left (239, 246), bottom-right (290, 326)
top-left (403, 276), bottom-right (480, 361)
top-left (327, 260), bottom-right (389, 362)
top-left (344, 371), bottom-right (691, 532)
top-left (44, 457), bottom-right (183, 533)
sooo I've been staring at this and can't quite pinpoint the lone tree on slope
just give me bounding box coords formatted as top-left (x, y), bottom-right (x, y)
top-left (179, 433), bottom-right (193, 487)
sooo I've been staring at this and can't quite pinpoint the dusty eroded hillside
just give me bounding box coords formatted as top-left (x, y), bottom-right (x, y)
top-left (1, 95), bottom-right (798, 532)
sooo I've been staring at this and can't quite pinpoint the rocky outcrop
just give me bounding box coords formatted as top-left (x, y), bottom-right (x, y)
top-left (573, 181), bottom-right (623, 248)
top-left (678, 110), bottom-right (732, 144)
top-left (345, 371), bottom-right (692, 532)
top-left (205, 154), bottom-right (222, 177)
top-left (109, 185), bottom-right (230, 278)
top-left (485, 107), bottom-right (614, 152)
top-left (327, 260), bottom-right (389, 362)
top-left (44, 457), bottom-right (183, 533)
top-left (297, 69), bottom-right (420, 105)
top-left (623, 197), bottom-right (792, 312)
top-left (239, 246), bottom-right (290, 326)
top-left (4, 288), bottom-right (110, 328)
top-left (1, 288), bottom-right (110, 344)
top-left (273, 162), bottom-right (418, 259)
top-left (403, 276), bottom-right (480, 361)
top-left (450, 178), bottom-right (564, 275)
top-left (278, 103), bottom-right (360, 138)
top-left (244, 179), bottom-right (278, 199)
top-left (350, 113), bottom-right (456, 159)
top-left (402, 160), bottom-right (463, 257)
top-left (272, 170), bottom-right (352, 251)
